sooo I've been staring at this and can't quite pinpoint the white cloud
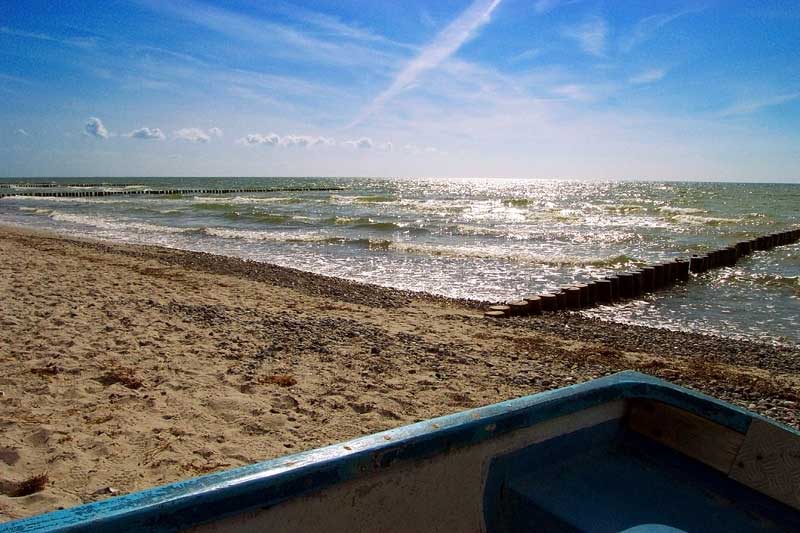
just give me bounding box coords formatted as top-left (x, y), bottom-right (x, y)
top-left (1, 26), bottom-right (97, 49)
top-left (280, 135), bottom-right (313, 147)
top-left (562, 16), bottom-right (608, 57)
top-left (719, 93), bottom-right (800, 118)
top-left (508, 48), bottom-right (542, 64)
top-left (139, 0), bottom-right (402, 74)
top-left (534, 0), bottom-right (582, 14)
top-left (175, 128), bottom-right (209, 142)
top-left (552, 83), bottom-right (595, 101)
top-left (84, 117), bottom-right (109, 139)
top-left (174, 127), bottom-right (222, 142)
top-left (343, 137), bottom-right (374, 149)
top-left (629, 68), bottom-right (668, 85)
top-left (129, 127), bottom-right (165, 140)
top-left (312, 136), bottom-right (335, 147)
top-left (620, 10), bottom-right (698, 53)
top-left (16, 128), bottom-right (29, 136)
top-left (351, 0), bottom-right (502, 126)
top-left (239, 133), bottom-right (280, 146)
top-left (237, 133), bottom-right (336, 147)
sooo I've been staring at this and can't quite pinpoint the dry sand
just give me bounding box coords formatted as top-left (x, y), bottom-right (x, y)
top-left (1, 225), bottom-right (798, 521)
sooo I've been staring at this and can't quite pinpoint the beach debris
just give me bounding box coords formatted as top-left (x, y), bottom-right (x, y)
top-left (91, 486), bottom-right (120, 496)
top-left (0, 448), bottom-right (20, 466)
top-left (0, 473), bottom-right (49, 497)
top-left (30, 364), bottom-right (63, 377)
top-left (262, 374), bottom-right (297, 387)
top-left (98, 368), bottom-right (143, 390)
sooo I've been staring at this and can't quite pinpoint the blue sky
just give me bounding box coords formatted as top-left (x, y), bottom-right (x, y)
top-left (1, 0), bottom-right (798, 180)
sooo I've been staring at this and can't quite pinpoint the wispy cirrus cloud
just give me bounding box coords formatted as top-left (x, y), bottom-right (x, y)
top-left (620, 9), bottom-right (699, 53)
top-left (719, 92), bottom-right (800, 117)
top-left (0, 25), bottom-right (98, 48)
top-left (562, 16), bottom-right (608, 57)
top-left (270, 3), bottom-right (414, 50)
top-left (508, 48), bottom-right (542, 64)
top-left (350, 0), bottom-right (503, 127)
top-left (136, 0), bottom-right (401, 71)
top-left (629, 67), bottom-right (668, 85)
top-left (534, 0), bottom-right (583, 14)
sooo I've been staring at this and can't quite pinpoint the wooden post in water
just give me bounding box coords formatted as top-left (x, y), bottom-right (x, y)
top-left (523, 295), bottom-right (542, 315)
top-left (689, 255), bottom-right (705, 273)
top-left (653, 264), bottom-right (666, 288)
top-left (555, 290), bottom-right (567, 309)
top-left (508, 300), bottom-right (529, 316)
top-left (539, 293), bottom-right (558, 311)
top-left (629, 270), bottom-right (643, 297)
top-left (606, 275), bottom-right (620, 301)
top-left (565, 287), bottom-right (582, 309)
top-left (585, 281), bottom-right (598, 306)
top-left (594, 279), bottom-right (612, 304)
top-left (641, 266), bottom-right (656, 292)
top-left (675, 259), bottom-right (690, 281)
top-left (617, 273), bottom-right (634, 299)
top-left (573, 283), bottom-right (590, 307)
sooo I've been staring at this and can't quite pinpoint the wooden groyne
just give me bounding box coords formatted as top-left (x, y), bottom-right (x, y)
top-left (485, 227), bottom-right (800, 318)
top-left (0, 187), bottom-right (344, 199)
top-left (0, 183), bottom-right (145, 188)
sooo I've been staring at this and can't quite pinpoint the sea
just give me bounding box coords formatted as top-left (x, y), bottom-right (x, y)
top-left (1, 177), bottom-right (798, 346)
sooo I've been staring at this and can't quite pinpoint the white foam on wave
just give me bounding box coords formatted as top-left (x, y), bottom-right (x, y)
top-left (659, 206), bottom-right (706, 215)
top-left (192, 196), bottom-right (296, 205)
top-left (388, 240), bottom-right (634, 266)
top-left (48, 210), bottom-right (195, 234)
top-left (671, 214), bottom-right (742, 225)
top-left (202, 227), bottom-right (334, 243)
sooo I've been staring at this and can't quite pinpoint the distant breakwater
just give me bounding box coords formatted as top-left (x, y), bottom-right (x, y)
top-left (485, 227), bottom-right (800, 318)
top-left (0, 186), bottom-right (344, 199)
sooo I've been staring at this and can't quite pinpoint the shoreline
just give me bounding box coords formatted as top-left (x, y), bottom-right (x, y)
top-left (1, 224), bottom-right (798, 521)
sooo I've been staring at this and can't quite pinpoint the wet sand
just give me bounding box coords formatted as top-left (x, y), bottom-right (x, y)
top-left (1, 225), bottom-right (798, 521)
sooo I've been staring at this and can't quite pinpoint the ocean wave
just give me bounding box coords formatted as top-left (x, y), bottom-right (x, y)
top-left (388, 241), bottom-right (637, 266)
top-left (221, 211), bottom-right (293, 224)
top-left (202, 227), bottom-right (335, 243)
top-left (671, 214), bottom-right (742, 225)
top-left (48, 211), bottom-right (196, 234)
top-left (201, 227), bottom-right (394, 248)
top-left (602, 204), bottom-right (644, 214)
top-left (445, 224), bottom-right (506, 236)
top-left (659, 206), bottom-right (706, 215)
top-left (327, 194), bottom-right (397, 204)
top-left (192, 196), bottom-right (305, 205)
top-left (740, 273), bottom-right (799, 291)
top-left (502, 198), bottom-right (534, 207)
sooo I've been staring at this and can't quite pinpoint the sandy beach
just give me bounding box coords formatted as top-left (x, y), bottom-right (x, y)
top-left (1, 224), bottom-right (798, 522)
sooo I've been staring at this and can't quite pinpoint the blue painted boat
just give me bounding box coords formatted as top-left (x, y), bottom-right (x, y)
top-left (3, 371), bottom-right (799, 532)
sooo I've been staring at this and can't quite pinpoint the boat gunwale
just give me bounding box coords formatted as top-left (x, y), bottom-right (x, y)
top-left (2, 370), bottom-right (791, 532)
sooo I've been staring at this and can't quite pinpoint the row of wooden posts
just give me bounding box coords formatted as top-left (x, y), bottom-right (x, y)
top-left (0, 187), bottom-right (344, 199)
top-left (485, 227), bottom-right (800, 318)
top-left (0, 183), bottom-right (144, 188)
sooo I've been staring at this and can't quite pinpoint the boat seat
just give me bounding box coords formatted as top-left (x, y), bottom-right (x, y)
top-left (486, 420), bottom-right (799, 532)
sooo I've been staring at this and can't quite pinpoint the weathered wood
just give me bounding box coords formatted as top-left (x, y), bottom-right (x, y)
top-left (729, 418), bottom-right (800, 511)
top-left (539, 293), bottom-right (558, 312)
top-left (627, 399), bottom-right (744, 474)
